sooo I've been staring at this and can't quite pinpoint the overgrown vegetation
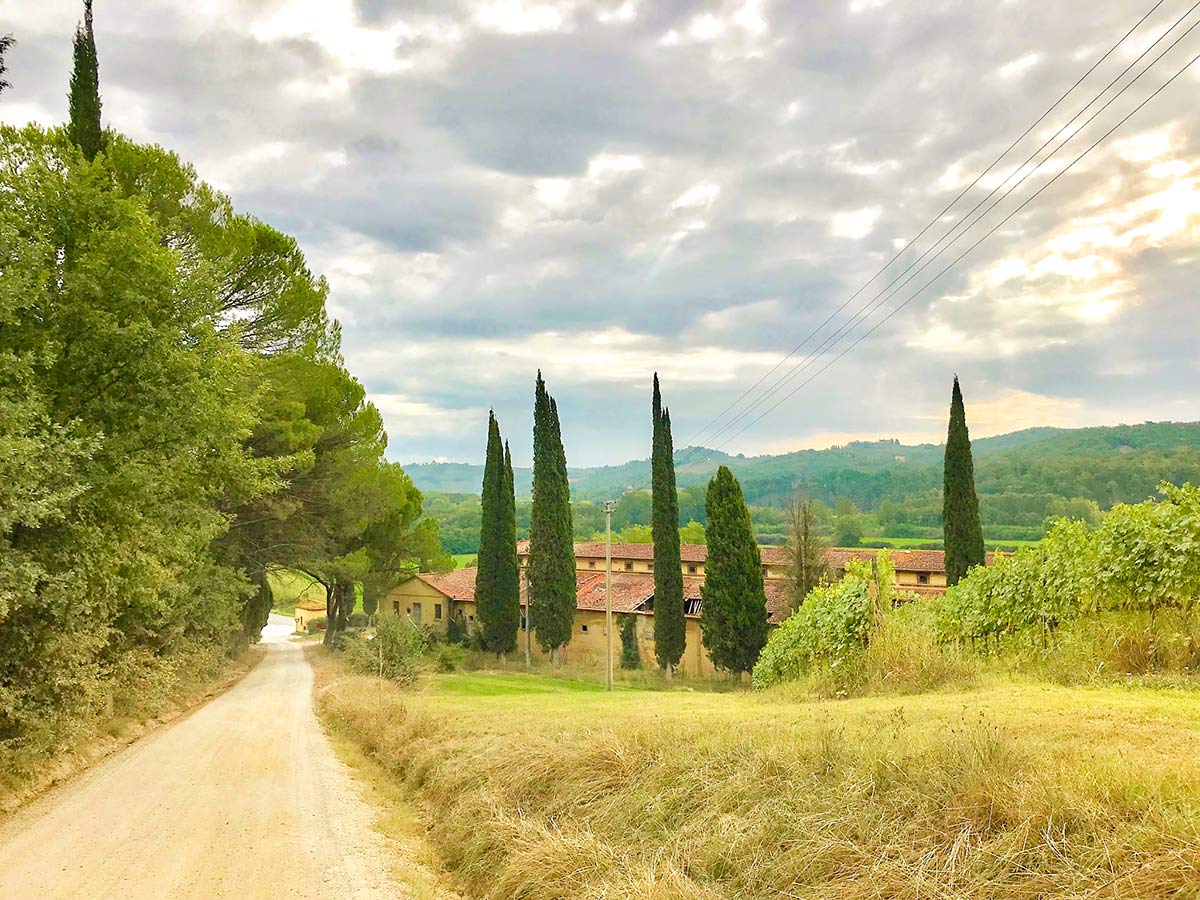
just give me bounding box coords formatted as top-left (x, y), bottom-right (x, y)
top-left (317, 660), bottom-right (1200, 899)
top-left (0, 14), bottom-right (441, 765)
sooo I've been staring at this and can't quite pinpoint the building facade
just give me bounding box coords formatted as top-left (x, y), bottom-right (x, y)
top-left (380, 542), bottom-right (983, 674)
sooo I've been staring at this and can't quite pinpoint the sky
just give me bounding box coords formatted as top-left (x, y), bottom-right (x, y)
top-left (2, 0), bottom-right (1199, 468)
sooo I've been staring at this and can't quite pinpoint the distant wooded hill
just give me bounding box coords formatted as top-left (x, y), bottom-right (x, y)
top-left (407, 421), bottom-right (1200, 509)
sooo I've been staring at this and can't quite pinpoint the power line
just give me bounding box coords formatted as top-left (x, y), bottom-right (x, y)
top-left (691, 44), bottom-right (1200, 469)
top-left (662, 0), bottom-right (1181, 481)
top-left (685, 0), bottom-right (1200, 460)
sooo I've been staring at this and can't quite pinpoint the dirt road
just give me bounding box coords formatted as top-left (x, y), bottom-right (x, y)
top-left (0, 617), bottom-right (403, 899)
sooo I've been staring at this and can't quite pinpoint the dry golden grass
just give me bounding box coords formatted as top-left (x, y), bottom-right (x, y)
top-left (314, 651), bottom-right (1200, 900)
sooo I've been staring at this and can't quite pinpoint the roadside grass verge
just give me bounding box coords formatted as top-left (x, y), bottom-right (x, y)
top-left (0, 644), bottom-right (263, 815)
top-left (314, 649), bottom-right (1200, 900)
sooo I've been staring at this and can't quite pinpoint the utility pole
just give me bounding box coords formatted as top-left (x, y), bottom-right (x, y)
top-left (524, 558), bottom-right (532, 669)
top-left (604, 499), bottom-right (615, 691)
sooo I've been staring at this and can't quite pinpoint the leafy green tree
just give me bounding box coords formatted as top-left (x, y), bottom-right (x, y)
top-left (679, 520), bottom-right (706, 544)
top-left (68, 1), bottom-right (103, 161)
top-left (651, 375), bottom-right (685, 673)
top-left (0, 34), bottom-right (14, 95)
top-left (620, 615), bottom-right (641, 670)
top-left (528, 373), bottom-right (575, 660)
top-left (700, 466), bottom-right (768, 675)
top-left (943, 376), bottom-right (985, 585)
top-left (833, 514), bottom-right (864, 548)
top-left (784, 497), bottom-right (828, 614)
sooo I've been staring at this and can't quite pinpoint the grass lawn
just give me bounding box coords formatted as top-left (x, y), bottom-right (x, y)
top-left (316, 656), bottom-right (1200, 900)
top-left (266, 566), bottom-right (326, 616)
top-left (450, 553), bottom-right (477, 569)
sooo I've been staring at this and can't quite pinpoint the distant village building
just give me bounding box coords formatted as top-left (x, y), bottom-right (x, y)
top-left (379, 542), bottom-right (995, 674)
top-left (294, 599), bottom-right (327, 633)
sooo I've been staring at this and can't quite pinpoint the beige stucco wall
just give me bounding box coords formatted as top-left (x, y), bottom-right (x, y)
top-left (895, 570), bottom-right (946, 588)
top-left (294, 604), bottom-right (325, 632)
top-left (381, 578), bottom-right (451, 633)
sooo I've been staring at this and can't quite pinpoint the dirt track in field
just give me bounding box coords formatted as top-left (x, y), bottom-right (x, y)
top-left (0, 617), bottom-right (403, 899)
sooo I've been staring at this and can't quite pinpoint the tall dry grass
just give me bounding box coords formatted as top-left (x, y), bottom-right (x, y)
top-left (314, 652), bottom-right (1200, 900)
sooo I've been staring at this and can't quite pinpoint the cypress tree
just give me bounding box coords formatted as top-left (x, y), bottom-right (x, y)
top-left (943, 376), bottom-right (985, 585)
top-left (528, 372), bottom-right (575, 660)
top-left (620, 615), bottom-right (641, 669)
top-left (700, 465), bottom-right (768, 675)
top-left (651, 374), bottom-right (685, 673)
top-left (476, 411), bottom-right (518, 653)
top-left (498, 440), bottom-right (521, 644)
top-left (0, 34), bottom-right (14, 96)
top-left (68, 1), bottom-right (103, 161)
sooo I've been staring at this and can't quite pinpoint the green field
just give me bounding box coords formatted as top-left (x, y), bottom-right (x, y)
top-left (317, 654), bottom-right (1200, 900)
top-left (451, 553), bottom-right (477, 569)
top-left (266, 567), bottom-right (326, 615)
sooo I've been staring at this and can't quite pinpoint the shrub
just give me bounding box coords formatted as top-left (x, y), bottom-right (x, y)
top-left (348, 612), bottom-right (370, 629)
top-left (431, 643), bottom-right (467, 673)
top-left (619, 616), bottom-right (641, 670)
top-left (306, 617), bottom-right (327, 634)
top-left (340, 616), bottom-right (427, 685)
top-left (753, 560), bottom-right (875, 690)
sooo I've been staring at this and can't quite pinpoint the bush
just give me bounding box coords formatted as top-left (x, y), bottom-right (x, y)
top-left (753, 560), bottom-right (875, 690)
top-left (340, 616), bottom-right (427, 685)
top-left (306, 617), bottom-right (327, 634)
top-left (348, 612), bottom-right (370, 629)
top-left (619, 616), bottom-right (641, 670)
top-left (431, 643), bottom-right (468, 673)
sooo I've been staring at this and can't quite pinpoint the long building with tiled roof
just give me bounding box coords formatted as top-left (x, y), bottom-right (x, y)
top-left (383, 540), bottom-right (979, 675)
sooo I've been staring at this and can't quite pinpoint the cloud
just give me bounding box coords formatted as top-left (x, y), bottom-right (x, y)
top-left (3, 0), bottom-right (1197, 465)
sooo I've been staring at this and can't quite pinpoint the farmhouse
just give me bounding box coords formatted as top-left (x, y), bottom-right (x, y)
top-left (380, 542), bottom-right (985, 674)
top-left (294, 598), bottom-right (327, 633)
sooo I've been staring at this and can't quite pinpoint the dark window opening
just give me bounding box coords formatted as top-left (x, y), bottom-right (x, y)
top-left (918, 573), bottom-right (930, 585)
top-left (435, 603), bottom-right (443, 620)
top-left (581, 624), bottom-right (589, 633)
top-left (624, 562), bottom-right (634, 571)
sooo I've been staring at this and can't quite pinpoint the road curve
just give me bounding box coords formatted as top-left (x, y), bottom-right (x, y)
top-left (0, 618), bottom-right (402, 899)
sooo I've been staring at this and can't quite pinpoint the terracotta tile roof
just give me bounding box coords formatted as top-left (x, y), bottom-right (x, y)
top-left (295, 599), bottom-right (326, 612)
top-left (516, 540), bottom-right (789, 566)
top-left (516, 540), bottom-right (996, 575)
top-left (417, 568), bottom-right (479, 601)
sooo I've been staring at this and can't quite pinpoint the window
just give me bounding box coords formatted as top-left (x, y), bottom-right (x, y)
top-left (435, 603), bottom-right (443, 620)
top-left (581, 624), bottom-right (589, 633)
top-left (392, 600), bottom-right (400, 614)
top-left (762, 566), bottom-right (769, 578)
top-left (647, 562), bottom-right (654, 571)
top-left (588, 560), bottom-right (596, 568)
top-left (917, 573), bottom-right (929, 585)
top-left (624, 561), bottom-right (633, 571)
top-left (520, 616), bottom-right (527, 630)
top-left (687, 565), bottom-right (698, 574)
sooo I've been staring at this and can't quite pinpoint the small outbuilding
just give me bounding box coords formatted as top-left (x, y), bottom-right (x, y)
top-left (294, 599), bottom-right (327, 633)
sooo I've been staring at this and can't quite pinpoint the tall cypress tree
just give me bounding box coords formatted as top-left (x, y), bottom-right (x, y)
top-left (943, 376), bottom-right (985, 585)
top-left (472, 412), bottom-right (501, 652)
top-left (700, 465), bottom-right (768, 675)
top-left (68, 1), bottom-right (103, 161)
top-left (476, 411), bottom-right (518, 653)
top-left (651, 374), bottom-right (685, 673)
top-left (498, 440), bottom-right (521, 645)
top-left (0, 34), bottom-right (15, 96)
top-left (528, 372), bottom-right (575, 660)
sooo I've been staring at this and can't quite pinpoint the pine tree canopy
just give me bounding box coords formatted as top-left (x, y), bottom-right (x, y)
top-left (528, 372), bottom-right (575, 654)
top-left (943, 376), bottom-right (986, 586)
top-left (700, 465), bottom-right (768, 674)
top-left (651, 374), bottom-right (685, 671)
top-left (68, 1), bottom-right (103, 162)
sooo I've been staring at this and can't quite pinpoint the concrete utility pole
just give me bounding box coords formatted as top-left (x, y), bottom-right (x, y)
top-left (604, 499), bottom-right (615, 691)
top-left (525, 566), bottom-right (532, 669)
